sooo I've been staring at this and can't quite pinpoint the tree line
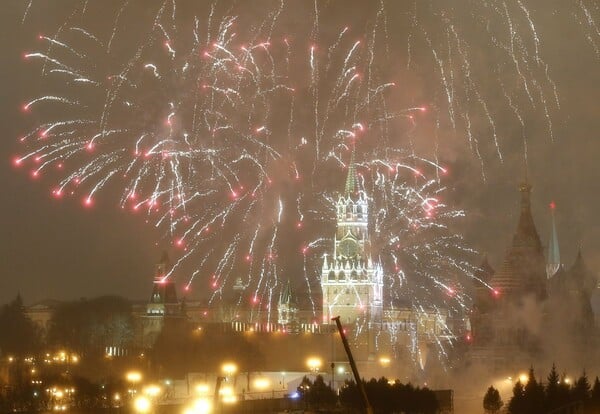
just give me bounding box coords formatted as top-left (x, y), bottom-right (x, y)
top-left (298, 375), bottom-right (440, 414)
top-left (0, 294), bottom-right (135, 359)
top-left (484, 365), bottom-right (600, 414)
top-left (0, 294), bottom-right (264, 411)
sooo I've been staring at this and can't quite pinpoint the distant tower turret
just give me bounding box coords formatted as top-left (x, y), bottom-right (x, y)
top-left (142, 251), bottom-right (184, 348)
top-left (233, 277), bottom-right (245, 293)
top-left (546, 201), bottom-right (561, 279)
top-left (147, 251), bottom-right (179, 316)
top-left (278, 280), bottom-right (299, 333)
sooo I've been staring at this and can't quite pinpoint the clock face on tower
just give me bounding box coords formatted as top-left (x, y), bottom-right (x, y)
top-left (338, 238), bottom-right (359, 257)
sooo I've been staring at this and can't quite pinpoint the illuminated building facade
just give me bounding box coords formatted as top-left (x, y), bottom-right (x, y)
top-left (320, 154), bottom-right (383, 326)
top-left (141, 252), bottom-right (185, 347)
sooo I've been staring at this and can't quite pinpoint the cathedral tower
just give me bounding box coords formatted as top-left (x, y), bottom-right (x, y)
top-left (321, 151), bottom-right (383, 325)
top-left (490, 180), bottom-right (547, 301)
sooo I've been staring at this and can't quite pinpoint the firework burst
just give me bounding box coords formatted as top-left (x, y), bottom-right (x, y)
top-left (17, 1), bottom-right (476, 317)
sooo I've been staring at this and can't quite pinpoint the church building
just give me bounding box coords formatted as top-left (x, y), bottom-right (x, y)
top-left (469, 179), bottom-right (598, 371)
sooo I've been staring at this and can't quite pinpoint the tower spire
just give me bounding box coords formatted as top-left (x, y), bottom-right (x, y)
top-left (519, 159), bottom-right (532, 212)
top-left (156, 250), bottom-right (171, 280)
top-left (344, 145), bottom-right (358, 196)
top-left (546, 201), bottom-right (561, 278)
top-left (513, 178), bottom-right (541, 251)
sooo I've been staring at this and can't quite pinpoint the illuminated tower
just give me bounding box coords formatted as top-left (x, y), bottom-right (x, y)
top-left (546, 201), bottom-right (561, 279)
top-left (147, 251), bottom-right (180, 316)
top-left (142, 251), bottom-right (183, 348)
top-left (278, 280), bottom-right (299, 333)
top-left (321, 151), bottom-right (383, 325)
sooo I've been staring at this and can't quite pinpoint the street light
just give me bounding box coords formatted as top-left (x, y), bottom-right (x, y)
top-left (133, 395), bottom-right (152, 413)
top-left (221, 362), bottom-right (237, 377)
top-left (126, 371), bottom-right (143, 398)
top-left (379, 356), bottom-right (391, 367)
top-left (113, 393), bottom-right (121, 407)
top-left (219, 386), bottom-right (237, 404)
top-left (306, 357), bottom-right (322, 374)
top-left (195, 383), bottom-right (210, 395)
top-left (143, 385), bottom-right (162, 398)
top-left (253, 378), bottom-right (271, 390)
top-left (184, 398), bottom-right (213, 414)
top-left (126, 371), bottom-right (143, 384)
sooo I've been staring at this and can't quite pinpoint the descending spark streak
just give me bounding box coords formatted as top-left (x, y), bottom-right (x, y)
top-left (578, 0), bottom-right (600, 58)
top-left (401, 0), bottom-right (599, 174)
top-left (22, 0), bottom-right (34, 24)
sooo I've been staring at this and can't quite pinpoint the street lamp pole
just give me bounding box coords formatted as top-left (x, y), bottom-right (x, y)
top-left (330, 362), bottom-right (335, 390)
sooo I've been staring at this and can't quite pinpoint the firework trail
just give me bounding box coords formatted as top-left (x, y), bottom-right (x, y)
top-left (21, 0), bottom-right (600, 168)
top-left (400, 0), bottom-right (599, 176)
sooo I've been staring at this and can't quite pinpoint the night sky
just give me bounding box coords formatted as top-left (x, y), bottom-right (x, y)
top-left (1, 0), bottom-right (598, 306)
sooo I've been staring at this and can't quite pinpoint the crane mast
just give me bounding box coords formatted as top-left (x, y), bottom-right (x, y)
top-left (332, 316), bottom-right (374, 414)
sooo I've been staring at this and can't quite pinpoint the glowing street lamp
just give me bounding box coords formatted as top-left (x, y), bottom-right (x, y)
top-left (195, 383), bottom-right (210, 395)
top-left (126, 371), bottom-right (143, 384)
top-left (253, 378), bottom-right (271, 390)
top-left (133, 395), bottom-right (152, 413)
top-left (379, 356), bottom-right (391, 367)
top-left (221, 362), bottom-right (237, 377)
top-left (218, 385), bottom-right (238, 405)
top-left (306, 357), bottom-right (322, 374)
top-left (143, 385), bottom-right (162, 398)
top-left (126, 371), bottom-right (143, 398)
top-left (184, 398), bottom-right (213, 414)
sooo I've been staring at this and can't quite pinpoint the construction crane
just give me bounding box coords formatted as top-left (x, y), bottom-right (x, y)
top-left (332, 316), bottom-right (374, 414)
